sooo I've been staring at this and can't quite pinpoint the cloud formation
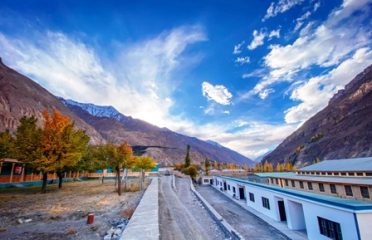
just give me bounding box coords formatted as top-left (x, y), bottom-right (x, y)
top-left (202, 81), bottom-right (233, 105)
top-left (251, 0), bottom-right (371, 100)
top-left (233, 41), bottom-right (245, 54)
top-left (235, 56), bottom-right (250, 64)
top-left (248, 30), bottom-right (266, 50)
top-left (263, 0), bottom-right (305, 21)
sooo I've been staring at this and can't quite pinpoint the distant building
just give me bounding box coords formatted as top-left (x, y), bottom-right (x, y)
top-left (212, 157), bottom-right (372, 240)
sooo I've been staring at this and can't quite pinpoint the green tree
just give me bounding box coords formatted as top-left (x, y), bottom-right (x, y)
top-left (183, 165), bottom-right (198, 179)
top-left (0, 130), bottom-right (16, 158)
top-left (184, 144), bottom-right (191, 167)
top-left (204, 158), bottom-right (211, 176)
top-left (135, 156), bottom-right (156, 190)
top-left (117, 142), bottom-right (134, 194)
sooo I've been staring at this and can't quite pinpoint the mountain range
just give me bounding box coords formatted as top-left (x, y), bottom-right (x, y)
top-left (0, 58), bottom-right (254, 166)
top-left (262, 64), bottom-right (372, 167)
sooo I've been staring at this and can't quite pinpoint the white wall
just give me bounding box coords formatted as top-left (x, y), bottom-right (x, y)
top-left (355, 212), bottom-right (372, 240)
top-left (285, 200), bottom-right (306, 230)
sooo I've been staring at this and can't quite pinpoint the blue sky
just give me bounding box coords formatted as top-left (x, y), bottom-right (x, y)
top-left (0, 0), bottom-right (371, 159)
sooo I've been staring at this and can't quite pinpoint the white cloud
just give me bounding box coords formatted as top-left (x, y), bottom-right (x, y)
top-left (285, 47), bottom-right (372, 123)
top-left (294, 11), bottom-right (312, 31)
top-left (248, 30), bottom-right (266, 50)
top-left (259, 88), bottom-right (275, 100)
top-left (249, 0), bottom-right (371, 99)
top-left (313, 1), bottom-right (321, 12)
top-left (263, 0), bottom-right (305, 21)
top-left (235, 56), bottom-right (250, 64)
top-left (202, 81), bottom-right (233, 105)
top-left (269, 29), bottom-right (281, 39)
top-left (233, 41), bottom-right (245, 54)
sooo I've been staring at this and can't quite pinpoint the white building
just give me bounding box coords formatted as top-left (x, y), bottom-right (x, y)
top-left (212, 174), bottom-right (372, 240)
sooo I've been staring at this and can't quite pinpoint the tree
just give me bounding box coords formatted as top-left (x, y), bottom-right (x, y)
top-left (0, 130), bottom-right (16, 158)
top-left (204, 158), bottom-right (211, 176)
top-left (213, 160), bottom-right (219, 170)
top-left (184, 144), bottom-right (191, 167)
top-left (135, 156), bottom-right (156, 190)
top-left (183, 165), bottom-right (198, 179)
top-left (117, 142), bottom-right (134, 194)
top-left (56, 124), bottom-right (90, 188)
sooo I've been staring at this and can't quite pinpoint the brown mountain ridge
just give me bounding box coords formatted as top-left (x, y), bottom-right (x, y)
top-left (262, 64), bottom-right (372, 167)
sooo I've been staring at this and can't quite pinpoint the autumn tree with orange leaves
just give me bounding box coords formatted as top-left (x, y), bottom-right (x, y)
top-left (36, 110), bottom-right (89, 192)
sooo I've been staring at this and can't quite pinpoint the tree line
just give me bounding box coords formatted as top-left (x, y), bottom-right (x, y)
top-left (0, 110), bottom-right (156, 194)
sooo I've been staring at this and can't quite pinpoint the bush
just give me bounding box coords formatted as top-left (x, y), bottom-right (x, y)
top-left (182, 165), bottom-right (198, 179)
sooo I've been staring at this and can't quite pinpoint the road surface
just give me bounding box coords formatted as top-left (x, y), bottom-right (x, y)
top-left (197, 186), bottom-right (290, 240)
top-left (158, 176), bottom-right (227, 240)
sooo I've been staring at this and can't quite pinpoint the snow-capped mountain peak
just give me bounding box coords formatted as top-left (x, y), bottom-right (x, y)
top-left (61, 99), bottom-right (122, 119)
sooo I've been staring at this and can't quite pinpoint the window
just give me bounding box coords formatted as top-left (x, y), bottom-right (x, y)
top-left (356, 172), bottom-right (363, 176)
top-left (204, 179), bottom-right (209, 183)
top-left (285, 179), bottom-right (288, 186)
top-left (319, 183), bottom-right (324, 192)
top-left (341, 172), bottom-right (347, 176)
top-left (318, 217), bottom-right (343, 240)
top-left (270, 178), bottom-right (274, 184)
top-left (348, 172), bottom-right (354, 176)
top-left (233, 187), bottom-right (236, 193)
top-left (262, 197), bottom-right (270, 209)
top-left (327, 172), bottom-right (332, 175)
top-left (291, 180), bottom-right (295, 187)
top-left (360, 187), bottom-right (370, 198)
top-left (275, 178), bottom-right (279, 184)
top-left (366, 173), bottom-right (372, 176)
top-left (307, 182), bottom-right (313, 190)
top-left (249, 192), bottom-right (255, 202)
top-left (345, 185), bottom-right (353, 196)
top-left (228, 185), bottom-right (230, 190)
top-left (300, 181), bottom-right (304, 189)
top-left (330, 184), bottom-right (337, 194)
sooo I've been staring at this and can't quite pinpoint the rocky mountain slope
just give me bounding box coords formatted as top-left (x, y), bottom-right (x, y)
top-left (62, 99), bottom-right (254, 166)
top-left (262, 64), bottom-right (372, 167)
top-left (0, 58), bottom-right (253, 166)
top-left (0, 58), bottom-right (104, 144)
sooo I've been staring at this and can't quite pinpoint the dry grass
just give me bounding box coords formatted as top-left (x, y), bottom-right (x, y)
top-left (120, 207), bottom-right (136, 219)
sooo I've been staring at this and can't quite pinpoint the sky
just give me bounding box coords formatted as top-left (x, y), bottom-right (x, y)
top-left (0, 0), bottom-right (371, 159)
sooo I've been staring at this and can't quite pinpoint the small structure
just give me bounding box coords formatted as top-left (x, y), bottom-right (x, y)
top-left (200, 175), bottom-right (213, 185)
top-left (0, 158), bottom-right (24, 183)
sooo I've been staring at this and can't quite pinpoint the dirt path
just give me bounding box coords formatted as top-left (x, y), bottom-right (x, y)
top-left (197, 186), bottom-right (290, 240)
top-left (0, 179), bottom-right (145, 240)
top-left (159, 176), bottom-right (227, 240)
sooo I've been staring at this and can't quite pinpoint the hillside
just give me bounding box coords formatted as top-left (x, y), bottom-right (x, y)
top-left (262, 65), bottom-right (372, 167)
top-left (62, 99), bottom-right (254, 166)
top-left (0, 58), bottom-right (104, 144)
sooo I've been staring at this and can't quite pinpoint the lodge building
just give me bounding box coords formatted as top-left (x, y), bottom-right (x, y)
top-left (212, 157), bottom-right (372, 240)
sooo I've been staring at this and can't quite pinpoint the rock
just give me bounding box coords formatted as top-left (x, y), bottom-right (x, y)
top-left (103, 235), bottom-right (111, 240)
top-left (24, 219), bottom-right (32, 223)
top-left (106, 227), bottom-right (115, 236)
top-left (114, 229), bottom-right (122, 236)
top-left (17, 219), bottom-right (23, 224)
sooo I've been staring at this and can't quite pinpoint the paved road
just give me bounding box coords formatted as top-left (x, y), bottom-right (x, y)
top-left (197, 186), bottom-right (290, 240)
top-left (158, 176), bottom-right (227, 240)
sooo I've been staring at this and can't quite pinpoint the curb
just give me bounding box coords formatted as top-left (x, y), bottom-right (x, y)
top-left (171, 174), bottom-right (176, 190)
top-left (189, 179), bottom-right (245, 240)
top-left (120, 178), bottom-right (159, 240)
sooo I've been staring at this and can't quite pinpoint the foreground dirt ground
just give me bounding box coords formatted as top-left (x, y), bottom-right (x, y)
top-left (0, 179), bottom-right (146, 240)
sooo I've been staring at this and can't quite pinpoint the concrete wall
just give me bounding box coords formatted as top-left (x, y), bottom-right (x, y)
top-left (213, 176), bottom-right (365, 240)
top-left (356, 212), bottom-right (372, 240)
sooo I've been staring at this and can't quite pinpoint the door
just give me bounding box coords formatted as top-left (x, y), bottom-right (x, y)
top-left (278, 201), bottom-right (286, 221)
top-left (239, 187), bottom-right (245, 199)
